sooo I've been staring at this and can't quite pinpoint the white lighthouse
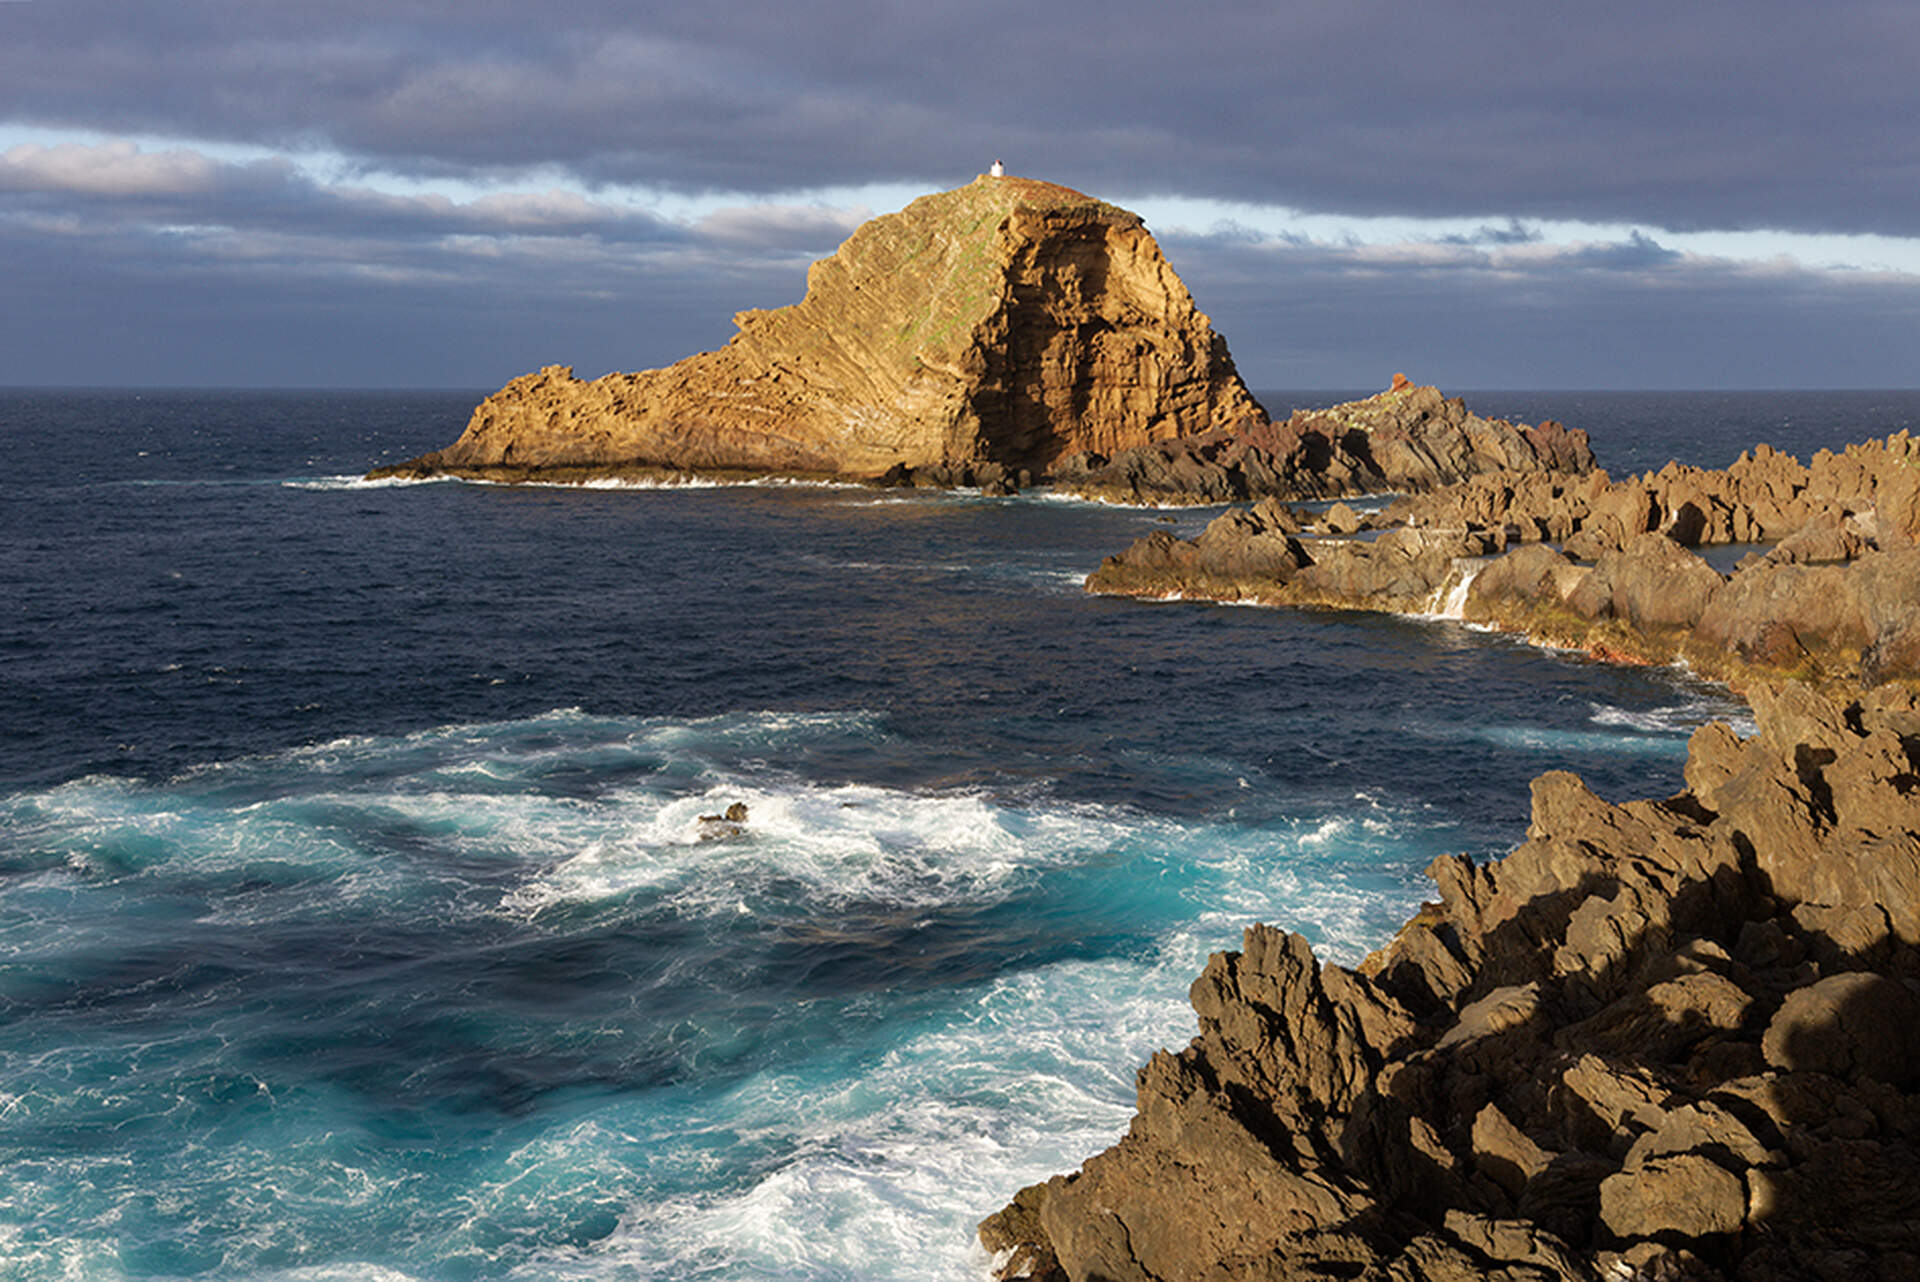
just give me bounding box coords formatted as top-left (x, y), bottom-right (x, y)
top-left (989, 159), bottom-right (1005, 178)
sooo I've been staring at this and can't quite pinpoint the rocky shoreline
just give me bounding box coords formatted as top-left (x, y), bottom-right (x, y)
top-left (1087, 429), bottom-right (1920, 695)
top-left (981, 679), bottom-right (1920, 1282)
top-left (983, 420), bottom-right (1920, 1279)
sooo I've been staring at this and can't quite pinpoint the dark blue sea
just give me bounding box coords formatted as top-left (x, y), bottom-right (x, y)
top-left (2, 387), bottom-right (1915, 1280)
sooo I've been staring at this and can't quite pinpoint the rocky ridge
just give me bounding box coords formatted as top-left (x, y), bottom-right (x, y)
top-left (1049, 374), bottom-right (1595, 505)
top-left (982, 681), bottom-right (1920, 1281)
top-left (1087, 430), bottom-right (1920, 694)
top-left (371, 175), bottom-right (1260, 485)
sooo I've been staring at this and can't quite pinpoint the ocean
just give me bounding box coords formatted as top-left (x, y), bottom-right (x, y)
top-left (2, 387), bottom-right (1915, 1280)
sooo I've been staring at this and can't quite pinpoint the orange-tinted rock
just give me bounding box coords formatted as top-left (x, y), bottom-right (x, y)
top-left (985, 682), bottom-right (1920, 1280)
top-left (374, 176), bottom-right (1260, 484)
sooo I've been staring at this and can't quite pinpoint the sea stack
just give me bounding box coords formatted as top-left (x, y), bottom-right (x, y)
top-left (372, 175), bottom-right (1262, 485)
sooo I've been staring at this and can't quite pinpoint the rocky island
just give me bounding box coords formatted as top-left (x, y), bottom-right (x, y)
top-left (370, 181), bottom-right (1591, 501)
top-left (372, 175), bottom-right (1260, 488)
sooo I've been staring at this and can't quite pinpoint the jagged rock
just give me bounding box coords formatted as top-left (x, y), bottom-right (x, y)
top-left (1471, 1103), bottom-right (1554, 1197)
top-left (1058, 376), bottom-right (1596, 505)
top-left (1377, 430), bottom-right (1920, 567)
top-left (1322, 501), bottom-right (1364, 535)
top-left (1761, 973), bottom-right (1920, 1086)
top-left (1099, 468), bottom-right (1920, 690)
top-left (371, 175), bottom-right (1260, 484)
top-left (1598, 1151), bottom-right (1746, 1240)
top-left (983, 682), bottom-right (1920, 1280)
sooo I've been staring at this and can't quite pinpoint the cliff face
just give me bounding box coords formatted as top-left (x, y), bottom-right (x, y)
top-left (984, 682), bottom-right (1920, 1281)
top-left (380, 176), bottom-right (1260, 482)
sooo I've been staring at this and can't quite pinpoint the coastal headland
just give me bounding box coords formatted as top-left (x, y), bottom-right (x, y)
top-left (363, 173), bottom-right (1920, 1279)
top-left (982, 679), bottom-right (1920, 1281)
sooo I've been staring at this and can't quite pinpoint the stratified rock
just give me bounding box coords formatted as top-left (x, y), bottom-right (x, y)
top-left (983, 681), bottom-right (1920, 1279)
top-left (371, 175), bottom-right (1261, 485)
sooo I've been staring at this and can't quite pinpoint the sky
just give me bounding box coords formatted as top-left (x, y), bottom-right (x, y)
top-left (2, 0), bottom-right (1917, 390)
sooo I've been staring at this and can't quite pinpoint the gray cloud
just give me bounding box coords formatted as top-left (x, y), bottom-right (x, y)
top-left (1161, 228), bottom-right (1920, 389)
top-left (4, 1), bottom-right (1919, 235)
top-left (1, 2), bottom-right (1917, 388)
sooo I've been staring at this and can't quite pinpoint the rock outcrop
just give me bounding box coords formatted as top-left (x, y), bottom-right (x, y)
top-left (371, 175), bottom-right (1261, 485)
top-left (1086, 431), bottom-right (1920, 693)
top-left (1050, 374), bottom-right (1596, 505)
top-left (982, 681), bottom-right (1920, 1281)
top-left (1377, 433), bottom-right (1920, 559)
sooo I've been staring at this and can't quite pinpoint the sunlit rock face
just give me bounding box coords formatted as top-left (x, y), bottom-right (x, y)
top-left (380, 175), bottom-right (1261, 482)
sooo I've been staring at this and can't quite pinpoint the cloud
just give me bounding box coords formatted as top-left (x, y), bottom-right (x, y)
top-left (1439, 220), bottom-right (1542, 248)
top-left (694, 203), bottom-right (870, 249)
top-left (3, 1), bottom-right (1919, 236)
top-left (0, 139), bottom-right (271, 197)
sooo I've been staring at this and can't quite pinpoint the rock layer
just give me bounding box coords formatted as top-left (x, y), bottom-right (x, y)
top-left (372, 176), bottom-right (1261, 483)
top-left (983, 682), bottom-right (1920, 1281)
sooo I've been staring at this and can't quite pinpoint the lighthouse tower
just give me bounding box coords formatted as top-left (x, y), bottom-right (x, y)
top-left (988, 159), bottom-right (1005, 177)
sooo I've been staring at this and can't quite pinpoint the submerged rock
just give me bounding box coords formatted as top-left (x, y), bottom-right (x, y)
top-left (983, 683), bottom-right (1920, 1280)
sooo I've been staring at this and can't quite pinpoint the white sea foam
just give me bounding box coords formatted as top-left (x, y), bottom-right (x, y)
top-left (282, 474), bottom-right (459, 490)
top-left (505, 811), bottom-right (1428, 1282)
top-left (511, 948), bottom-right (1193, 1281)
top-left (1589, 696), bottom-right (1754, 737)
top-left (0, 707), bottom-right (1445, 1282)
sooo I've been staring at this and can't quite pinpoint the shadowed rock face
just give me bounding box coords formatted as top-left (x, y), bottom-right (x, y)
top-left (1050, 374), bottom-right (1597, 506)
top-left (372, 176), bottom-right (1261, 483)
top-left (982, 682), bottom-right (1920, 1281)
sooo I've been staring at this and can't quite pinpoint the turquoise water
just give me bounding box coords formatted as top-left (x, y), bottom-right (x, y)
top-left (3, 388), bottom-right (1896, 1278)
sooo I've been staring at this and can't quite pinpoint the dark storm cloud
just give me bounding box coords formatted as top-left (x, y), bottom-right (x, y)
top-left (4, 0), bottom-right (1919, 235)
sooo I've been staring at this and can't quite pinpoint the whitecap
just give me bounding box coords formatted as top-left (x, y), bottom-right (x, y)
top-left (1589, 695), bottom-right (1754, 737)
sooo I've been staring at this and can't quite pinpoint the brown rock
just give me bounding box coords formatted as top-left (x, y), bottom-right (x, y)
top-left (1472, 1102), bottom-right (1555, 1197)
top-left (1597, 1152), bottom-right (1746, 1239)
top-left (1323, 501), bottom-right (1363, 535)
top-left (376, 177), bottom-right (1260, 484)
top-left (1761, 972), bottom-right (1920, 1086)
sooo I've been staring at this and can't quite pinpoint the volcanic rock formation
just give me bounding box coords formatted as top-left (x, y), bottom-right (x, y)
top-left (1086, 427), bottom-right (1920, 693)
top-left (982, 681), bottom-right (1920, 1281)
top-left (1050, 374), bottom-right (1596, 505)
top-left (371, 175), bottom-right (1261, 484)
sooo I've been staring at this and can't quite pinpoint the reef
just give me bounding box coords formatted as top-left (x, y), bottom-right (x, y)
top-left (981, 680), bottom-right (1920, 1281)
